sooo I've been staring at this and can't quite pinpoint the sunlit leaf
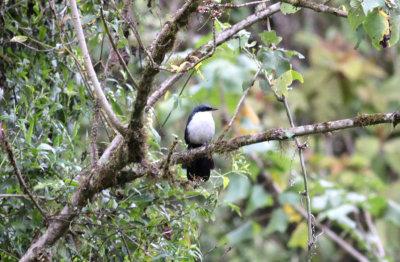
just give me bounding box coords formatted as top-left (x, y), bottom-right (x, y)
top-left (37, 143), bottom-right (55, 154)
top-left (288, 223), bottom-right (308, 248)
top-left (10, 35), bottom-right (28, 43)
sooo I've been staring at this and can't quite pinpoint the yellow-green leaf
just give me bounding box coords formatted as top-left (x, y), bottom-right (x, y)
top-left (222, 176), bottom-right (230, 189)
top-left (10, 35), bottom-right (28, 43)
top-left (288, 222), bottom-right (308, 248)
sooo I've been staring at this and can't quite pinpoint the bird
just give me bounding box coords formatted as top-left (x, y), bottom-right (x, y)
top-left (184, 104), bottom-right (218, 181)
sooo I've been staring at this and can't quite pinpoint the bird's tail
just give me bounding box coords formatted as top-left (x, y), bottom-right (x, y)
top-left (186, 143), bottom-right (214, 181)
top-left (187, 156), bottom-right (214, 181)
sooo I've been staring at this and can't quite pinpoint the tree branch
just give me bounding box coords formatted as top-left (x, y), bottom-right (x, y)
top-left (127, 0), bottom-right (202, 162)
top-left (68, 0), bottom-right (127, 135)
top-left (170, 112), bottom-right (399, 165)
top-left (278, 0), bottom-right (348, 17)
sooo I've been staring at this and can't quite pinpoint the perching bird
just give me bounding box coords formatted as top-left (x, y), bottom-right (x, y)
top-left (184, 104), bottom-right (218, 181)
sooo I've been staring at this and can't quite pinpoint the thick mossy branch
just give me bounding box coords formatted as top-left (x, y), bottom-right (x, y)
top-left (130, 0), bottom-right (201, 123)
top-left (169, 112), bottom-right (399, 166)
top-left (128, 0), bottom-right (202, 162)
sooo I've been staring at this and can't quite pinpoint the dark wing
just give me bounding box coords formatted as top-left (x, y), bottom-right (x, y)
top-left (184, 111), bottom-right (195, 145)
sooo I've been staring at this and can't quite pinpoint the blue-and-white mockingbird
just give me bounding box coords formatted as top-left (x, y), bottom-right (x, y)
top-left (184, 104), bottom-right (218, 181)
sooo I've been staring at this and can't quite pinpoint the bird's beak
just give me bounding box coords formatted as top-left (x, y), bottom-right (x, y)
top-left (211, 107), bottom-right (218, 111)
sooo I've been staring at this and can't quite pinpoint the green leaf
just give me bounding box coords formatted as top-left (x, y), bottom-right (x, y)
top-left (242, 79), bottom-right (253, 91)
top-left (389, 15), bottom-right (400, 46)
top-left (150, 126), bottom-right (161, 143)
top-left (348, 6), bottom-right (365, 31)
top-left (27, 117), bottom-right (35, 145)
top-left (283, 49), bottom-right (305, 59)
top-left (354, 25), bottom-right (366, 49)
top-left (64, 179), bottom-right (79, 188)
top-left (109, 96), bottom-right (124, 116)
top-left (227, 220), bottom-right (254, 244)
top-left (362, 195), bottom-right (387, 216)
top-left (258, 30), bottom-right (282, 46)
top-left (37, 143), bottom-right (55, 154)
top-left (272, 70), bottom-right (293, 97)
top-left (280, 3), bottom-right (301, 14)
top-left (225, 201), bottom-right (242, 216)
top-left (259, 79), bottom-right (270, 95)
top-left (363, 8), bottom-right (390, 49)
top-left (259, 49), bottom-right (290, 77)
top-left (265, 208), bottom-right (289, 234)
top-left (38, 26), bottom-right (47, 42)
top-left (320, 204), bottom-right (358, 229)
top-left (224, 174), bottom-right (251, 203)
top-left (291, 70), bottom-right (304, 83)
top-left (288, 222), bottom-right (308, 248)
top-left (278, 192), bottom-right (300, 205)
top-left (245, 185), bottom-right (273, 215)
top-left (361, 0), bottom-right (385, 15)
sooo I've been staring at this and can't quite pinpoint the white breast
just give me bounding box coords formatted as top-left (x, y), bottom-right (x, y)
top-left (187, 111), bottom-right (215, 145)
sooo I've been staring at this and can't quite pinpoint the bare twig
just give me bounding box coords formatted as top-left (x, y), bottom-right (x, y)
top-left (0, 194), bottom-right (47, 199)
top-left (0, 128), bottom-right (47, 219)
top-left (215, 0), bottom-right (270, 8)
top-left (261, 14), bottom-right (313, 249)
top-left (281, 97), bottom-right (314, 256)
top-left (364, 210), bottom-right (385, 259)
top-left (119, 231), bottom-right (133, 261)
top-left (100, 7), bottom-right (139, 90)
top-left (119, 230), bottom-right (154, 258)
top-left (217, 66), bottom-right (263, 141)
top-left (217, 246), bottom-right (233, 262)
top-left (122, 7), bottom-right (158, 69)
top-left (69, 0), bottom-right (126, 135)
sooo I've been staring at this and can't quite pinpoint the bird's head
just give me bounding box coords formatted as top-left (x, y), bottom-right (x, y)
top-left (193, 104), bottom-right (218, 113)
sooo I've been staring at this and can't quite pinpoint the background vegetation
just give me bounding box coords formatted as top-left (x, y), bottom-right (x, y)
top-left (1, 0), bottom-right (400, 261)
